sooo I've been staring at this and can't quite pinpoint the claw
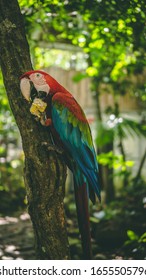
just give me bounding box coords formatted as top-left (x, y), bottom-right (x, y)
top-left (41, 142), bottom-right (64, 154)
top-left (45, 118), bottom-right (52, 126)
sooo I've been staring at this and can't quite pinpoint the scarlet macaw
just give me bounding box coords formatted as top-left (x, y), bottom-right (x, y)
top-left (20, 70), bottom-right (101, 259)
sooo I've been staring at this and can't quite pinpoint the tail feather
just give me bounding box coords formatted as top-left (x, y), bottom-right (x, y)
top-left (73, 176), bottom-right (92, 260)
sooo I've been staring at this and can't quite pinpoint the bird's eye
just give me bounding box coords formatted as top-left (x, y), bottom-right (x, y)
top-left (35, 73), bottom-right (42, 78)
top-left (36, 73), bottom-right (43, 78)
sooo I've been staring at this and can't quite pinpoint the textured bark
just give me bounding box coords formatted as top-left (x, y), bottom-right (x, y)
top-left (0, 0), bottom-right (70, 259)
top-left (134, 147), bottom-right (146, 183)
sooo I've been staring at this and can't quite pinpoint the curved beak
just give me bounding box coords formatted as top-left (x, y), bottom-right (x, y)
top-left (20, 76), bottom-right (49, 102)
top-left (20, 77), bottom-right (40, 102)
top-left (20, 77), bottom-right (31, 101)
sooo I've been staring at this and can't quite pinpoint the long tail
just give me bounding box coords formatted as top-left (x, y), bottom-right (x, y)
top-left (73, 176), bottom-right (92, 260)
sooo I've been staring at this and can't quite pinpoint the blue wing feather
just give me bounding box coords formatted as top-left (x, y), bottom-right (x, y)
top-left (52, 99), bottom-right (101, 201)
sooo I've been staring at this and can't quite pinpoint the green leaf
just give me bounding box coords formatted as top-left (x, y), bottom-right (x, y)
top-left (90, 217), bottom-right (100, 224)
top-left (72, 72), bottom-right (88, 82)
top-left (127, 230), bottom-right (139, 241)
top-left (86, 67), bottom-right (98, 77)
top-left (139, 232), bottom-right (146, 243)
top-left (68, 237), bottom-right (80, 245)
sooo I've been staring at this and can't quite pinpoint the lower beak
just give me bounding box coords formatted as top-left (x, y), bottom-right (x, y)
top-left (29, 81), bottom-right (39, 101)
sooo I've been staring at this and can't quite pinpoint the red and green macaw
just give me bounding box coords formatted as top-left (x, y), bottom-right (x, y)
top-left (20, 70), bottom-right (101, 259)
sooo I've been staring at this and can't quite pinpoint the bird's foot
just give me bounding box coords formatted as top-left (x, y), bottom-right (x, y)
top-left (41, 142), bottom-right (64, 154)
top-left (45, 118), bottom-right (52, 126)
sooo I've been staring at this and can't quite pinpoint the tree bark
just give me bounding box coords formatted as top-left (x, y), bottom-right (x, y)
top-left (0, 0), bottom-right (70, 259)
top-left (94, 86), bottom-right (115, 203)
top-left (134, 147), bottom-right (146, 184)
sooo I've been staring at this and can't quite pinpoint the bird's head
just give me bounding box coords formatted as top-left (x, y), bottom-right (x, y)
top-left (20, 70), bottom-right (61, 102)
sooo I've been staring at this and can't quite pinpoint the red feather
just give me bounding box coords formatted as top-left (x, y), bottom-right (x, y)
top-left (52, 92), bottom-right (88, 123)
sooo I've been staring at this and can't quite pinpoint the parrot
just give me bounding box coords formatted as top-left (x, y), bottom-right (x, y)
top-left (20, 70), bottom-right (101, 259)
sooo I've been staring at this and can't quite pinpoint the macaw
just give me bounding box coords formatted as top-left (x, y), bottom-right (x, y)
top-left (20, 70), bottom-right (101, 259)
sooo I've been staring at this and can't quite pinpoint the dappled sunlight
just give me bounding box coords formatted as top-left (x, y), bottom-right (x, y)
top-left (0, 213), bottom-right (35, 260)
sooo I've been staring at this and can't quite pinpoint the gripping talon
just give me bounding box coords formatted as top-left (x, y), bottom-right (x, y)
top-left (41, 142), bottom-right (64, 154)
top-left (45, 118), bottom-right (52, 126)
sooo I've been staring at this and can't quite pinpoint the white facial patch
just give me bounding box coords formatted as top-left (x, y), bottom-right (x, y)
top-left (20, 77), bottom-right (31, 101)
top-left (35, 83), bottom-right (50, 94)
top-left (29, 73), bottom-right (50, 94)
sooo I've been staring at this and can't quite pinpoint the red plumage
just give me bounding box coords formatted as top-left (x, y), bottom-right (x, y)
top-left (52, 92), bottom-right (88, 123)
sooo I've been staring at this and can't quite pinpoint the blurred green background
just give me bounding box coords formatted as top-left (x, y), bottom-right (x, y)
top-left (0, 0), bottom-right (146, 259)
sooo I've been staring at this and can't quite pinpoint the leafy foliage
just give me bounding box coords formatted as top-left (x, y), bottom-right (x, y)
top-left (18, 0), bottom-right (146, 81)
top-left (0, 0), bottom-right (146, 259)
top-left (98, 151), bottom-right (134, 170)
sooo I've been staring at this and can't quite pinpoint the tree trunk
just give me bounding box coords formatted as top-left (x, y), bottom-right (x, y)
top-left (94, 87), bottom-right (115, 203)
top-left (134, 147), bottom-right (146, 184)
top-left (0, 0), bottom-right (70, 260)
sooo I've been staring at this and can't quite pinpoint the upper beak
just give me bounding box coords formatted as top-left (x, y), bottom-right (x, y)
top-left (20, 77), bottom-right (31, 101)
